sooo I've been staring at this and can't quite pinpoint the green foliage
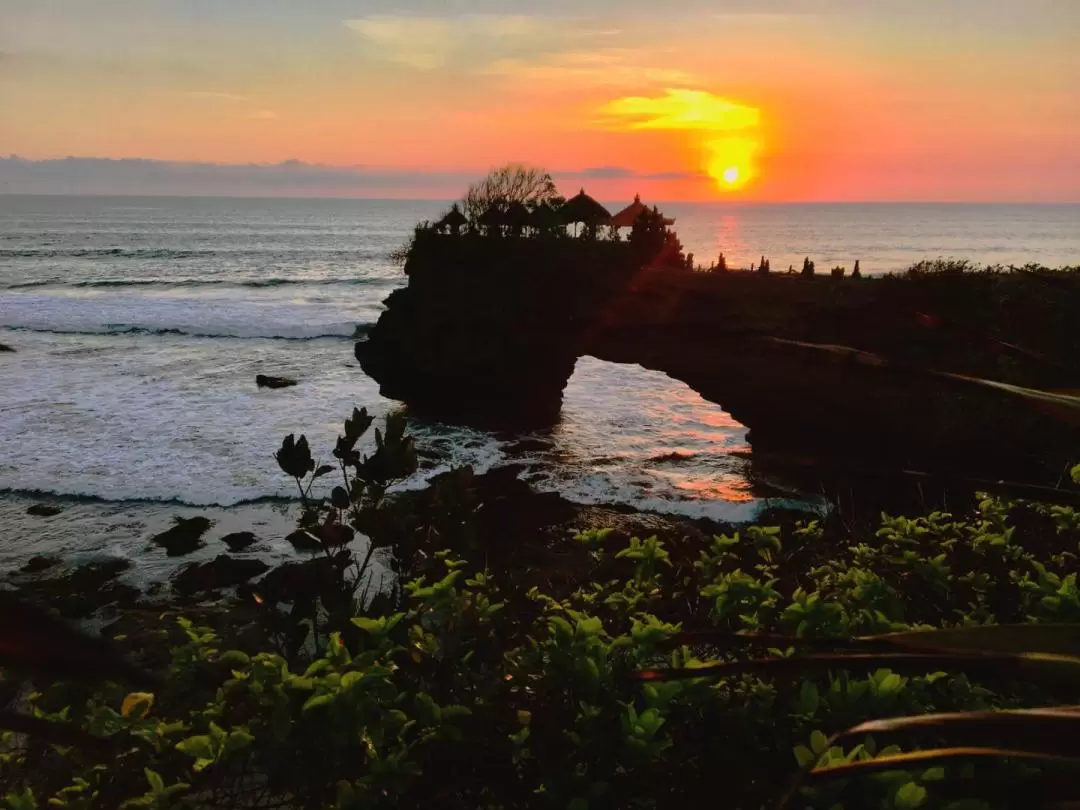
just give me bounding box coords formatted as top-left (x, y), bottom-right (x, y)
top-left (5, 408), bottom-right (1080, 808)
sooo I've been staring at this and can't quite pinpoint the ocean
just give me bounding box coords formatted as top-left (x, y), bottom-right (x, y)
top-left (2, 195), bottom-right (1077, 583)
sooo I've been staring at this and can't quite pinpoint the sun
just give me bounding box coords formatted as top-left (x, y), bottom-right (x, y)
top-left (597, 89), bottom-right (763, 195)
top-left (705, 136), bottom-right (758, 192)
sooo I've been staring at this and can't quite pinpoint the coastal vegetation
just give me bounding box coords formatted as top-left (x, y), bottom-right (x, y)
top-left (2, 403), bottom-right (1080, 809)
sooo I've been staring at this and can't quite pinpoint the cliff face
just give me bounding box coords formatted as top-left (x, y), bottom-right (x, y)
top-left (358, 238), bottom-right (1080, 481)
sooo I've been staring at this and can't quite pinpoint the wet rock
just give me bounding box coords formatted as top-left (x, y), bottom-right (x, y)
top-left (503, 438), bottom-right (556, 456)
top-left (26, 503), bottom-right (63, 517)
top-left (221, 531), bottom-right (258, 552)
top-left (0, 344), bottom-right (14, 352)
top-left (152, 516), bottom-right (213, 556)
top-left (257, 554), bottom-right (350, 605)
top-left (256, 374), bottom-right (297, 389)
top-left (173, 555), bottom-right (270, 596)
top-left (12, 557), bottom-right (137, 619)
top-left (286, 528), bottom-right (322, 552)
top-left (20, 555), bottom-right (60, 573)
top-left (69, 557), bottom-right (132, 590)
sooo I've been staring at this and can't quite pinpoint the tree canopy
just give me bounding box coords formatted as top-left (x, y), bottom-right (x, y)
top-left (462, 164), bottom-right (564, 221)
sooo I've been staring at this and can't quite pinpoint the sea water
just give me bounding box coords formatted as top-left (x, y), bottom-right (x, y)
top-left (2, 195), bottom-right (1076, 580)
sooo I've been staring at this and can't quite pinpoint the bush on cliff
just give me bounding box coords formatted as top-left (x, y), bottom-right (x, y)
top-left (3, 409), bottom-right (1080, 809)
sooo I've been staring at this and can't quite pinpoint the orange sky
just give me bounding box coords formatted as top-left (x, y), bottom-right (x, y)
top-left (1, 0), bottom-right (1077, 200)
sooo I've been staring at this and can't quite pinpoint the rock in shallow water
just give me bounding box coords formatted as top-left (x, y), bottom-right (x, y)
top-left (285, 528), bottom-right (322, 552)
top-left (9, 557), bottom-right (137, 619)
top-left (0, 343), bottom-right (14, 352)
top-left (20, 555), bottom-right (60, 573)
top-left (173, 555), bottom-right (269, 595)
top-left (26, 503), bottom-right (63, 517)
top-left (503, 438), bottom-right (556, 456)
top-left (256, 374), bottom-right (297, 389)
top-left (221, 531), bottom-right (258, 552)
top-left (151, 516), bottom-right (213, 556)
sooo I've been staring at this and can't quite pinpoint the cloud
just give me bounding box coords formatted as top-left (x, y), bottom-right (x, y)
top-left (596, 89), bottom-right (763, 190)
top-left (598, 89), bottom-right (759, 131)
top-left (183, 91), bottom-right (250, 103)
top-left (343, 14), bottom-right (561, 70)
top-left (569, 166), bottom-right (697, 180)
top-left (0, 156), bottom-right (699, 197)
top-left (484, 50), bottom-right (699, 89)
top-left (0, 156), bottom-right (475, 197)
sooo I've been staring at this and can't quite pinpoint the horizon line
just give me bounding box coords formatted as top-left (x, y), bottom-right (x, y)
top-left (3, 192), bottom-right (1078, 206)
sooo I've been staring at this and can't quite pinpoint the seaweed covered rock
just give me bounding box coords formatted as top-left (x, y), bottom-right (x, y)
top-left (26, 503), bottom-right (63, 517)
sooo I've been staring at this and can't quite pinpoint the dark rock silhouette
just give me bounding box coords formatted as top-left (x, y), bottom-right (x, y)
top-left (152, 516), bottom-right (213, 556)
top-left (26, 503), bottom-right (63, 517)
top-left (0, 343), bottom-right (14, 352)
top-left (8, 557), bottom-right (137, 619)
top-left (20, 555), bottom-right (60, 573)
top-left (257, 555), bottom-right (349, 605)
top-left (285, 528), bottom-right (322, 552)
top-left (256, 374), bottom-right (297, 389)
top-left (173, 555), bottom-right (269, 595)
top-left (221, 531), bottom-right (258, 552)
top-left (358, 238), bottom-right (1080, 482)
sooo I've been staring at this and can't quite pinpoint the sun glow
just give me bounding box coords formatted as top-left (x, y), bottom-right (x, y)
top-left (705, 136), bottom-right (759, 191)
top-left (599, 89), bottom-right (763, 194)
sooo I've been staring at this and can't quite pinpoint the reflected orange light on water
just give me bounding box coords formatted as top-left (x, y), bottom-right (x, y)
top-left (674, 477), bottom-right (756, 503)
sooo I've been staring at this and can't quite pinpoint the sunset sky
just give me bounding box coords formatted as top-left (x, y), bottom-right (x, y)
top-left (1, 0), bottom-right (1077, 201)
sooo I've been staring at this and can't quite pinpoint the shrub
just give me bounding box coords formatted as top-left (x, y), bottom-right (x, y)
top-left (3, 412), bottom-right (1080, 809)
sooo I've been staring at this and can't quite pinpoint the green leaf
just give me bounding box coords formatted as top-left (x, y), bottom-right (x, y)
top-left (223, 729), bottom-right (254, 758)
top-left (304, 659), bottom-right (332, 677)
top-left (219, 650), bottom-right (250, 668)
top-left (303, 694), bottom-right (335, 712)
top-left (895, 782), bottom-right (927, 809)
top-left (175, 735), bottom-right (214, 761)
top-left (810, 730), bottom-right (829, 755)
top-left (793, 745), bottom-right (816, 767)
top-left (351, 617), bottom-right (383, 633)
top-left (143, 769), bottom-right (164, 795)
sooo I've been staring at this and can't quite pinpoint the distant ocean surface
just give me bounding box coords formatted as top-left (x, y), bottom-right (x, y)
top-left (1, 196), bottom-right (1077, 579)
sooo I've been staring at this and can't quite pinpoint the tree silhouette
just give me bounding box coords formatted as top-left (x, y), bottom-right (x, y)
top-left (462, 164), bottom-right (565, 222)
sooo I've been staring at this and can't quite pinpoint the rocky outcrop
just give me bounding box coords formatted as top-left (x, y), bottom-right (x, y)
top-left (358, 239), bottom-right (1080, 481)
top-left (26, 503), bottom-right (63, 517)
top-left (256, 375), bottom-right (297, 389)
top-left (152, 517), bottom-right (213, 556)
top-left (173, 555), bottom-right (269, 595)
top-left (221, 531), bottom-right (258, 552)
top-left (0, 343), bottom-right (14, 352)
top-left (7, 557), bottom-right (138, 619)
